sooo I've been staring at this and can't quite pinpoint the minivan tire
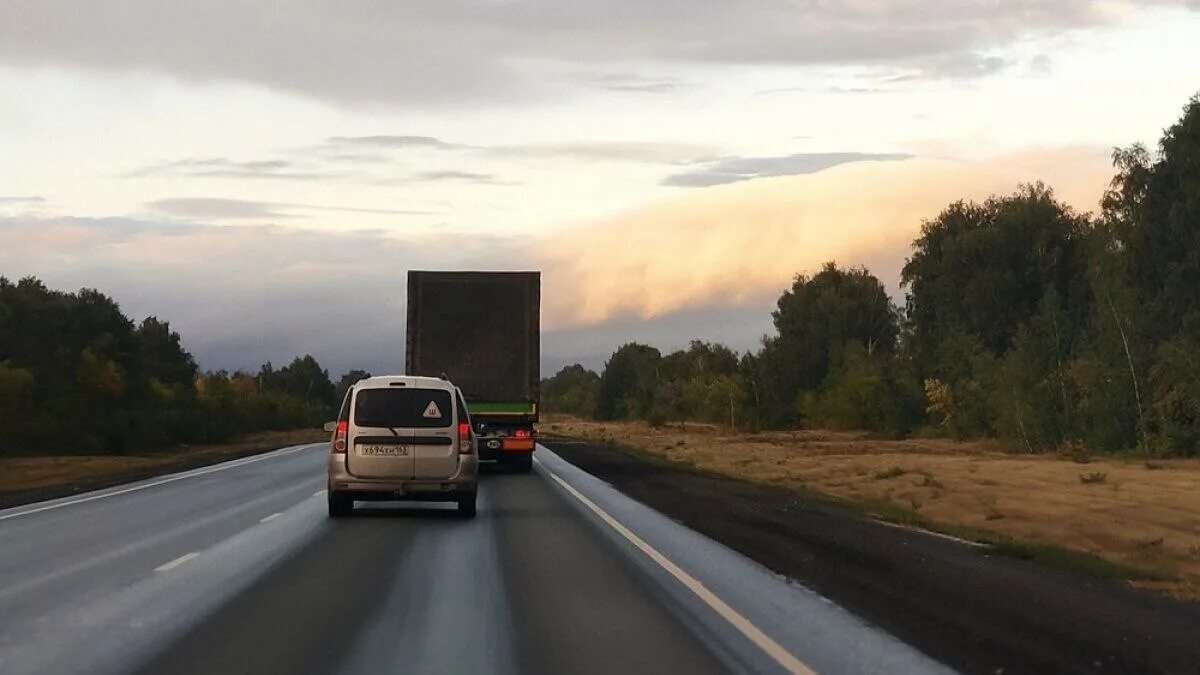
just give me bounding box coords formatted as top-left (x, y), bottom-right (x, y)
top-left (457, 492), bottom-right (477, 518)
top-left (328, 491), bottom-right (354, 518)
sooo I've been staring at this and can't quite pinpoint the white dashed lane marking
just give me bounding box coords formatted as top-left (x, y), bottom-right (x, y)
top-left (154, 552), bottom-right (199, 573)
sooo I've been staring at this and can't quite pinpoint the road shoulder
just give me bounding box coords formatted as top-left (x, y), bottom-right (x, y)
top-left (540, 437), bottom-right (1200, 675)
top-left (534, 446), bottom-right (953, 675)
top-left (0, 429), bottom-right (326, 509)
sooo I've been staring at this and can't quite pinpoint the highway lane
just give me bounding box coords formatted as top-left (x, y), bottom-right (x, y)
top-left (0, 444), bottom-right (331, 674)
top-left (0, 443), bottom-right (950, 674)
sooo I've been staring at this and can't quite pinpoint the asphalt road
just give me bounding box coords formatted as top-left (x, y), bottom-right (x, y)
top-left (0, 444), bottom-right (949, 675)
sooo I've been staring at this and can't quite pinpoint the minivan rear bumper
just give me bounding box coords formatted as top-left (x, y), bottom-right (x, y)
top-left (327, 453), bottom-right (477, 499)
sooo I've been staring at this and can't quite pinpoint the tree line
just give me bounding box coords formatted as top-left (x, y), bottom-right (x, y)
top-left (543, 94), bottom-right (1200, 458)
top-left (0, 278), bottom-right (370, 456)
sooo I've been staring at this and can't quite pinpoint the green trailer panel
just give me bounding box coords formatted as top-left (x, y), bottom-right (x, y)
top-left (467, 401), bottom-right (538, 416)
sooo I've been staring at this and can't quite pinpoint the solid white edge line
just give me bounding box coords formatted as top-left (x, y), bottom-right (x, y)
top-left (154, 552), bottom-right (199, 573)
top-left (313, 489), bottom-right (327, 497)
top-left (872, 518), bottom-right (990, 548)
top-left (0, 443), bottom-right (320, 523)
top-left (537, 459), bottom-right (817, 675)
top-left (260, 512), bottom-right (283, 523)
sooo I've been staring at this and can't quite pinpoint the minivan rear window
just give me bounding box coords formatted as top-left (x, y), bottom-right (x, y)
top-left (354, 388), bottom-right (453, 428)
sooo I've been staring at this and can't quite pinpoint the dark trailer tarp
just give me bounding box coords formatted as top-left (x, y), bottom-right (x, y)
top-left (405, 271), bottom-right (540, 411)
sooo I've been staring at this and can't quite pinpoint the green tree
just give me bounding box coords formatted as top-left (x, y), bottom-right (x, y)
top-left (0, 276), bottom-right (334, 455)
top-left (334, 369), bottom-right (372, 406)
top-left (748, 263), bottom-right (899, 427)
top-left (0, 361), bottom-right (34, 452)
top-left (1148, 330), bottom-right (1200, 456)
top-left (1065, 229), bottom-right (1152, 453)
top-left (802, 343), bottom-right (922, 437)
top-left (774, 263), bottom-right (899, 386)
top-left (653, 341), bottom-right (742, 424)
top-left (595, 343), bottom-right (662, 420)
top-left (922, 330), bottom-right (998, 439)
top-left (261, 355), bottom-right (335, 407)
top-left (902, 184), bottom-right (1092, 374)
top-left (541, 364), bottom-right (600, 417)
top-left (1103, 95), bottom-right (1200, 341)
top-left (1096, 94), bottom-right (1200, 454)
top-left (137, 317), bottom-right (197, 388)
top-left (992, 288), bottom-right (1080, 451)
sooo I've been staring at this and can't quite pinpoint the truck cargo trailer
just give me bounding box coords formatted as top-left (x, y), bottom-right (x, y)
top-left (406, 271), bottom-right (540, 472)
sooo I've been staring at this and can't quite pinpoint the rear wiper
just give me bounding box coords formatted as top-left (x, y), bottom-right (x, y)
top-left (387, 427), bottom-right (400, 437)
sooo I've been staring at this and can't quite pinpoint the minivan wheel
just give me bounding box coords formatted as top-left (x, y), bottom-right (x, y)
top-left (457, 492), bottom-right (477, 518)
top-left (328, 491), bottom-right (354, 518)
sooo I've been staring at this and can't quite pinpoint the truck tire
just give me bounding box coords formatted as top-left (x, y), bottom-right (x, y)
top-left (512, 455), bottom-right (533, 474)
top-left (457, 492), bottom-right (477, 518)
top-left (328, 491), bottom-right (353, 518)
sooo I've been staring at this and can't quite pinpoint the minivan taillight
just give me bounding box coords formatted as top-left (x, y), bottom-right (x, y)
top-left (458, 422), bottom-right (472, 454)
top-left (332, 420), bottom-right (348, 454)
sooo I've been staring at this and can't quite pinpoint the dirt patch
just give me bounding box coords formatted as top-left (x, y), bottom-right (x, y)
top-left (541, 435), bottom-right (1200, 675)
top-left (544, 416), bottom-right (1200, 599)
top-left (0, 429), bottom-right (326, 508)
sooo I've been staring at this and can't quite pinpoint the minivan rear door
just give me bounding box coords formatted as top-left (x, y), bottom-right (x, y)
top-left (347, 387), bottom-right (453, 480)
top-left (411, 390), bottom-right (462, 479)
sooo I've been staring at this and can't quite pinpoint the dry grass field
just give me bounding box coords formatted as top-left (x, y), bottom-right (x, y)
top-left (544, 416), bottom-right (1200, 598)
top-left (0, 429), bottom-right (326, 498)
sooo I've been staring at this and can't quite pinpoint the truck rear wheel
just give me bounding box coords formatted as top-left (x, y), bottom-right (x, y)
top-left (510, 454), bottom-right (533, 474)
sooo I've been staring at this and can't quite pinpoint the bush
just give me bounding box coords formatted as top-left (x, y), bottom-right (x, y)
top-left (803, 344), bottom-right (921, 437)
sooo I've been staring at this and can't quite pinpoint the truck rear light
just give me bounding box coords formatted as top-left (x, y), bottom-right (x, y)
top-left (332, 420), bottom-right (348, 454)
top-left (513, 428), bottom-right (531, 439)
top-left (458, 422), bottom-right (473, 454)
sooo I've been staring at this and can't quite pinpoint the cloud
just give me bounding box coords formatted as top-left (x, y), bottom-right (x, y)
top-left (146, 198), bottom-right (434, 220)
top-left (543, 304), bottom-right (775, 373)
top-left (328, 134), bottom-right (717, 164)
top-left (407, 170), bottom-right (501, 183)
top-left (131, 145), bottom-right (511, 187)
top-left (0, 196), bottom-right (47, 204)
top-left (1, 146), bottom-right (1117, 376)
top-left (759, 52), bottom-right (1011, 97)
top-left (327, 136), bottom-right (467, 150)
top-left (886, 53), bottom-right (1011, 82)
top-left (6, 1), bottom-right (1183, 104)
top-left (162, 136), bottom-right (710, 193)
top-left (489, 142), bottom-right (717, 164)
top-left (0, 215), bottom-right (528, 376)
top-left (0, 212), bottom-right (770, 376)
top-left (126, 157), bottom-right (343, 181)
top-left (663, 152), bottom-right (914, 187)
top-left (570, 72), bottom-right (692, 94)
top-left (543, 146), bottom-right (1115, 327)
top-left (1029, 54), bottom-right (1055, 76)
top-left (758, 86), bottom-right (884, 95)
top-left (147, 198), bottom-right (294, 220)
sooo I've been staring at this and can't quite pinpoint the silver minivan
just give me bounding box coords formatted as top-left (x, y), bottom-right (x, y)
top-left (326, 375), bottom-right (478, 517)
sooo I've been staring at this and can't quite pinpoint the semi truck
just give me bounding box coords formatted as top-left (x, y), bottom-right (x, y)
top-left (405, 271), bottom-right (540, 472)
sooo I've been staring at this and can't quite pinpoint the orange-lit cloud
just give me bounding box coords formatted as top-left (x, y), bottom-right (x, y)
top-left (539, 147), bottom-right (1114, 329)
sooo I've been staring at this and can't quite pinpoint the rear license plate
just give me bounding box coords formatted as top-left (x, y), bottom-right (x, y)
top-left (357, 444), bottom-right (408, 457)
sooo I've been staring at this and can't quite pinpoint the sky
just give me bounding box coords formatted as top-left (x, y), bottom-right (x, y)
top-left (2, 0), bottom-right (1199, 377)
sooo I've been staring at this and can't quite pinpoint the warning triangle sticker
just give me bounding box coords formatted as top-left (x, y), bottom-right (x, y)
top-left (422, 400), bottom-right (442, 418)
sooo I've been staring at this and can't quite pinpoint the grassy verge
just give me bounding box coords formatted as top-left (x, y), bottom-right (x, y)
top-left (0, 428), bottom-right (326, 508)
top-left (543, 417), bottom-right (1198, 598)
